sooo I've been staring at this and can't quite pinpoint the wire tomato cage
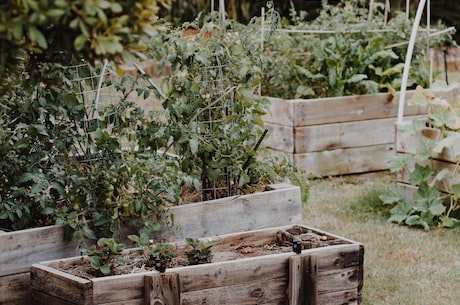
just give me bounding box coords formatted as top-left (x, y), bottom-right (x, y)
top-left (63, 59), bottom-right (122, 162)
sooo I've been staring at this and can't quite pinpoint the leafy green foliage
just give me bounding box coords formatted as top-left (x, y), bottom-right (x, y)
top-left (185, 237), bottom-right (216, 265)
top-left (149, 17), bottom-right (288, 199)
top-left (260, 0), bottom-right (451, 99)
top-left (380, 86), bottom-right (460, 229)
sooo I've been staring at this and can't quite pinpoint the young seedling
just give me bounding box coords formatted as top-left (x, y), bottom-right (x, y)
top-left (84, 238), bottom-right (126, 276)
top-left (185, 237), bottom-right (216, 265)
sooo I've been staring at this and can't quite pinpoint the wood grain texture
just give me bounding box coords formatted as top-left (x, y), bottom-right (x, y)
top-left (0, 225), bottom-right (79, 276)
top-left (30, 226), bottom-right (364, 305)
top-left (145, 273), bottom-right (180, 305)
top-left (269, 144), bottom-right (395, 177)
top-left (162, 185), bottom-right (302, 240)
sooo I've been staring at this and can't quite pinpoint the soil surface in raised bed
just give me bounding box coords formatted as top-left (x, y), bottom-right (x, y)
top-left (56, 226), bottom-right (351, 279)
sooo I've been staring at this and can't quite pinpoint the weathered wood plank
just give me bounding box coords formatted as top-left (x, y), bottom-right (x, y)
top-left (30, 262), bottom-right (93, 305)
top-left (317, 266), bottom-right (360, 295)
top-left (91, 274), bottom-right (145, 304)
top-left (264, 122), bottom-right (295, 153)
top-left (145, 273), bottom-right (181, 305)
top-left (316, 289), bottom-right (360, 305)
top-left (0, 225), bottom-right (80, 276)
top-left (31, 290), bottom-right (80, 305)
top-left (268, 144), bottom-right (395, 177)
top-left (264, 87), bottom-right (460, 127)
top-left (288, 255), bottom-right (318, 305)
top-left (180, 278), bottom-right (287, 305)
top-left (162, 185), bottom-right (302, 240)
top-left (0, 272), bottom-right (30, 305)
top-left (263, 91), bottom-right (426, 127)
top-left (263, 97), bottom-right (296, 127)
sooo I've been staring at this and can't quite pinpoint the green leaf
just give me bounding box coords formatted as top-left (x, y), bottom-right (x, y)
top-left (189, 138), bottom-right (199, 154)
top-left (389, 201), bottom-right (413, 224)
top-left (408, 164), bottom-right (434, 186)
top-left (88, 256), bottom-right (102, 268)
top-left (415, 137), bottom-right (437, 160)
top-left (100, 264), bottom-right (111, 275)
top-left (433, 133), bottom-right (460, 155)
top-left (450, 183), bottom-right (460, 199)
top-left (83, 225), bottom-right (97, 240)
top-left (387, 154), bottom-right (412, 173)
top-left (74, 34), bottom-right (88, 51)
top-left (440, 215), bottom-right (455, 228)
top-left (28, 25), bottom-right (47, 49)
top-left (405, 215), bottom-right (429, 230)
top-left (346, 74), bottom-right (367, 83)
top-left (379, 186), bottom-right (404, 205)
top-left (428, 202), bottom-right (446, 216)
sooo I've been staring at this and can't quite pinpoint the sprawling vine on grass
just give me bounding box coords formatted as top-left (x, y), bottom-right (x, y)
top-left (380, 86), bottom-right (460, 230)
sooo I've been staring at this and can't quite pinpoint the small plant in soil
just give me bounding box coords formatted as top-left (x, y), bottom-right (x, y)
top-left (84, 238), bottom-right (126, 276)
top-left (185, 237), bottom-right (216, 265)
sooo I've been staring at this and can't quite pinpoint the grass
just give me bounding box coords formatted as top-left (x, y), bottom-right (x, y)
top-left (303, 171), bottom-right (460, 305)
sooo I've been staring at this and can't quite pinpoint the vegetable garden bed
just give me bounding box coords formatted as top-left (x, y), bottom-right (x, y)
top-left (263, 87), bottom-right (460, 176)
top-left (0, 183), bottom-right (301, 305)
top-left (30, 224), bottom-right (363, 305)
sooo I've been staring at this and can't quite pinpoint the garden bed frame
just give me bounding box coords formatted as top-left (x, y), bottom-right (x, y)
top-left (1, 183), bottom-right (301, 305)
top-left (263, 87), bottom-right (460, 177)
top-left (30, 224), bottom-right (364, 305)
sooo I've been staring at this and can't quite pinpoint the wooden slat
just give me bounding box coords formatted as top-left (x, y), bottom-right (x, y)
top-left (263, 97), bottom-right (296, 126)
top-left (0, 225), bottom-right (79, 276)
top-left (176, 251), bottom-right (292, 292)
top-left (264, 87), bottom-right (460, 127)
top-left (288, 255), bottom-right (317, 305)
top-left (264, 122), bottom-right (295, 153)
top-left (316, 289), bottom-right (360, 305)
top-left (162, 185), bottom-right (302, 240)
top-left (30, 262), bottom-right (93, 305)
top-left (272, 144), bottom-right (395, 177)
top-left (180, 278), bottom-right (287, 305)
top-left (0, 272), bottom-right (30, 305)
top-left (268, 118), bottom-right (397, 153)
top-left (91, 273), bottom-right (145, 304)
top-left (145, 273), bottom-right (180, 305)
top-left (31, 290), bottom-right (79, 305)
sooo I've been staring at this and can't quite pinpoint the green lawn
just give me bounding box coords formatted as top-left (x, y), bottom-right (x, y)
top-left (303, 171), bottom-right (460, 305)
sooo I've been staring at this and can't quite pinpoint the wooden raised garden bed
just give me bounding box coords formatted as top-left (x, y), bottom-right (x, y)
top-left (30, 224), bottom-right (364, 305)
top-left (0, 226), bottom-right (80, 305)
top-left (263, 87), bottom-right (460, 177)
top-left (395, 120), bottom-right (460, 191)
top-left (1, 183), bottom-right (301, 305)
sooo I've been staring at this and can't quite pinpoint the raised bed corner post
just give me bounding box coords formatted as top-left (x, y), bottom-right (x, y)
top-left (145, 273), bottom-right (181, 305)
top-left (288, 255), bottom-right (318, 305)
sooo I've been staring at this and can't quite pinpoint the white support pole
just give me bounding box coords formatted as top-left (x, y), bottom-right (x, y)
top-left (397, 0), bottom-right (427, 123)
top-left (384, 0), bottom-right (390, 25)
top-left (219, 0), bottom-right (225, 23)
top-left (368, 0), bottom-right (374, 21)
top-left (426, 0), bottom-right (431, 87)
top-left (406, 0), bottom-right (410, 20)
